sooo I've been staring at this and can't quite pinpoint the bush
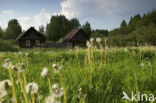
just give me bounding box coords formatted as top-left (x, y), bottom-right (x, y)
top-left (0, 39), bottom-right (20, 52)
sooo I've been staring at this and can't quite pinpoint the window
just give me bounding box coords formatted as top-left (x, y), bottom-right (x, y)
top-left (36, 40), bottom-right (40, 46)
top-left (26, 40), bottom-right (30, 47)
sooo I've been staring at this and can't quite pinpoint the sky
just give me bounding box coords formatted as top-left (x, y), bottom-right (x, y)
top-left (0, 0), bottom-right (156, 31)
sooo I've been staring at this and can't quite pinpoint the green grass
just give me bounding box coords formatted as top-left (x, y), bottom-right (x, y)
top-left (0, 46), bottom-right (156, 103)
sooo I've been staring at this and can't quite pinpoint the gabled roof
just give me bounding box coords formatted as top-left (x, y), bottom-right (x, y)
top-left (16, 27), bottom-right (46, 40)
top-left (62, 28), bottom-right (89, 42)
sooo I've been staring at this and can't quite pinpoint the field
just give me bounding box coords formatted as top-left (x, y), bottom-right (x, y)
top-left (0, 45), bottom-right (156, 103)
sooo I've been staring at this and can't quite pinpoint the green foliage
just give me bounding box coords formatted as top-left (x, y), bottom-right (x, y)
top-left (82, 21), bottom-right (92, 38)
top-left (3, 19), bottom-right (22, 40)
top-left (108, 10), bottom-right (156, 47)
top-left (0, 39), bottom-right (19, 51)
top-left (92, 29), bottom-right (108, 38)
top-left (46, 15), bottom-right (81, 41)
top-left (0, 26), bottom-right (4, 38)
top-left (38, 25), bottom-right (45, 34)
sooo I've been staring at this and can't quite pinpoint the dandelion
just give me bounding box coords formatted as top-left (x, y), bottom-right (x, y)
top-left (3, 58), bottom-right (12, 69)
top-left (140, 63), bottom-right (144, 67)
top-left (12, 65), bottom-right (25, 73)
top-left (52, 64), bottom-right (62, 73)
top-left (25, 53), bottom-right (29, 56)
top-left (86, 41), bottom-right (91, 47)
top-left (0, 80), bottom-right (12, 98)
top-left (125, 48), bottom-right (128, 52)
top-left (96, 38), bottom-right (101, 43)
top-left (90, 38), bottom-right (94, 42)
top-left (0, 90), bottom-right (7, 98)
top-left (26, 82), bottom-right (38, 94)
top-left (148, 62), bottom-right (152, 67)
top-left (45, 96), bottom-right (60, 103)
top-left (52, 83), bottom-right (64, 98)
top-left (41, 67), bottom-right (49, 77)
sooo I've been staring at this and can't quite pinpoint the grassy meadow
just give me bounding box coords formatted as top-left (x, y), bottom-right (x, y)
top-left (0, 44), bottom-right (156, 103)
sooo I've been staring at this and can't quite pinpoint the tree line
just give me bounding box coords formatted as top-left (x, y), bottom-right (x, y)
top-left (0, 10), bottom-right (156, 46)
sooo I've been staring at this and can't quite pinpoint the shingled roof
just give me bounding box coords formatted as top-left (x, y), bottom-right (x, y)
top-left (16, 27), bottom-right (46, 40)
top-left (62, 28), bottom-right (89, 42)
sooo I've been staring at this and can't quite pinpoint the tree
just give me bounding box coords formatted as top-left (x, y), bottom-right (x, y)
top-left (3, 19), bottom-right (22, 40)
top-left (0, 26), bottom-right (4, 38)
top-left (120, 20), bottom-right (127, 27)
top-left (46, 15), bottom-right (78, 41)
top-left (82, 21), bottom-right (91, 38)
top-left (70, 18), bottom-right (81, 29)
top-left (39, 25), bottom-right (45, 34)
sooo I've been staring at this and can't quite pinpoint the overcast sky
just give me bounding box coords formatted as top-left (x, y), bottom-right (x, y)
top-left (0, 0), bottom-right (156, 31)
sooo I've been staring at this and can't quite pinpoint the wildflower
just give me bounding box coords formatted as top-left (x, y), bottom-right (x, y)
top-left (140, 63), bottom-right (144, 67)
top-left (3, 58), bottom-right (12, 69)
top-left (26, 82), bottom-right (39, 94)
top-left (0, 90), bottom-right (7, 98)
top-left (12, 65), bottom-right (25, 73)
top-left (148, 62), bottom-right (152, 67)
top-left (45, 96), bottom-right (60, 103)
top-left (52, 83), bottom-right (64, 98)
top-left (41, 67), bottom-right (49, 77)
top-left (25, 53), bottom-right (29, 56)
top-left (0, 80), bottom-right (12, 91)
top-left (52, 64), bottom-right (62, 73)
top-left (86, 41), bottom-right (91, 47)
top-left (90, 38), bottom-right (94, 42)
top-left (96, 38), bottom-right (101, 43)
top-left (0, 80), bottom-right (12, 98)
top-left (125, 48), bottom-right (128, 52)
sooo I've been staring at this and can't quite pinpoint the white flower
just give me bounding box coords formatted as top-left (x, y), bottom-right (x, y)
top-left (3, 59), bottom-right (12, 69)
top-left (125, 48), bottom-right (128, 52)
top-left (140, 63), bottom-right (144, 67)
top-left (45, 96), bottom-right (60, 103)
top-left (90, 38), bottom-right (94, 42)
top-left (0, 89), bottom-right (7, 98)
top-left (12, 65), bottom-right (25, 73)
top-left (0, 80), bottom-right (12, 91)
top-left (86, 41), bottom-right (91, 47)
top-left (26, 82), bottom-right (39, 94)
top-left (96, 38), bottom-right (101, 43)
top-left (25, 53), bottom-right (29, 56)
top-left (41, 67), bottom-right (49, 77)
top-left (52, 83), bottom-right (64, 98)
top-left (52, 64), bottom-right (62, 73)
top-left (148, 62), bottom-right (152, 67)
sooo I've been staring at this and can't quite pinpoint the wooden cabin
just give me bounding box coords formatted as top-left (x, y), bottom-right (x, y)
top-left (62, 28), bottom-right (89, 46)
top-left (16, 27), bottom-right (46, 48)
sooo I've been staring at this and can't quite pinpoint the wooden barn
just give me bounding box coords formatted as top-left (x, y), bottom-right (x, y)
top-left (16, 27), bottom-right (46, 48)
top-left (62, 28), bottom-right (89, 46)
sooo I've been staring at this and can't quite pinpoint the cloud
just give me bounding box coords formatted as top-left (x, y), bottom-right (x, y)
top-left (18, 16), bottom-right (32, 30)
top-left (60, 0), bottom-right (156, 19)
top-left (1, 10), bottom-right (14, 16)
top-left (34, 8), bottom-right (51, 28)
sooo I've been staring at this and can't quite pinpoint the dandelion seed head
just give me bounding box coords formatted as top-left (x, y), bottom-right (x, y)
top-left (96, 38), bottom-right (101, 43)
top-left (86, 41), bottom-right (91, 47)
top-left (26, 82), bottom-right (38, 94)
top-left (140, 63), bottom-right (144, 67)
top-left (45, 96), bottom-right (60, 103)
top-left (0, 89), bottom-right (7, 98)
top-left (90, 38), bottom-right (94, 42)
top-left (41, 67), bottom-right (49, 77)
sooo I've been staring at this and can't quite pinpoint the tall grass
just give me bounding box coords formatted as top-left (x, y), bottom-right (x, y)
top-left (0, 45), bottom-right (156, 103)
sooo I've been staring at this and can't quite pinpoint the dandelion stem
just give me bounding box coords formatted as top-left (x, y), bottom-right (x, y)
top-left (8, 68), bottom-right (18, 103)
